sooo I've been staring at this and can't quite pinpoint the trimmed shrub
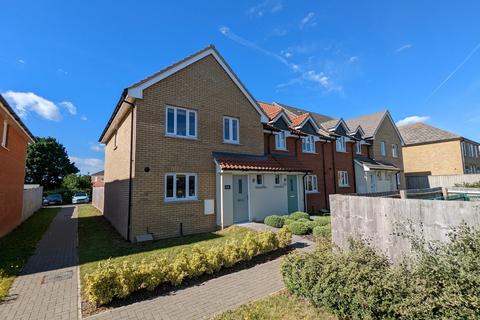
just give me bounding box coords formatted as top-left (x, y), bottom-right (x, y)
top-left (288, 221), bottom-right (310, 235)
top-left (283, 217), bottom-right (296, 227)
top-left (282, 225), bottom-right (480, 319)
top-left (289, 211), bottom-right (310, 221)
top-left (264, 215), bottom-right (284, 228)
top-left (85, 228), bottom-right (292, 306)
top-left (311, 216), bottom-right (330, 227)
top-left (312, 225), bottom-right (331, 238)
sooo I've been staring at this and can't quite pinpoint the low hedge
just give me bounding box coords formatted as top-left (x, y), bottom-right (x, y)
top-left (289, 211), bottom-right (310, 221)
top-left (282, 225), bottom-right (480, 319)
top-left (312, 225), bottom-right (331, 238)
top-left (85, 227), bottom-right (292, 306)
top-left (288, 221), bottom-right (310, 235)
top-left (264, 215), bottom-right (284, 228)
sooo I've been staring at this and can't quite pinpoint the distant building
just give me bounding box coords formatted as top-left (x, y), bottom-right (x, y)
top-left (0, 94), bottom-right (35, 237)
top-left (399, 122), bottom-right (480, 178)
top-left (91, 170), bottom-right (104, 187)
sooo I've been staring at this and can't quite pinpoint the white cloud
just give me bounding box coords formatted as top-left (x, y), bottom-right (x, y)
top-left (59, 101), bottom-right (77, 115)
top-left (57, 68), bottom-right (68, 75)
top-left (90, 143), bottom-right (105, 152)
top-left (69, 156), bottom-right (104, 175)
top-left (2, 91), bottom-right (62, 121)
top-left (395, 44), bottom-right (413, 53)
top-left (17, 59), bottom-right (25, 64)
top-left (80, 115), bottom-right (88, 121)
top-left (396, 115), bottom-right (430, 126)
top-left (299, 12), bottom-right (317, 29)
top-left (349, 56), bottom-right (359, 62)
top-left (248, 0), bottom-right (282, 17)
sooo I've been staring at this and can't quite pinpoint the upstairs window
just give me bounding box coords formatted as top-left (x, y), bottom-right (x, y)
top-left (338, 171), bottom-right (349, 187)
top-left (224, 116), bottom-right (239, 144)
top-left (275, 131), bottom-right (286, 150)
top-left (256, 174), bottom-right (263, 186)
top-left (380, 141), bottom-right (386, 156)
top-left (392, 144), bottom-right (399, 158)
top-left (274, 174), bottom-right (281, 185)
top-left (336, 136), bottom-right (347, 152)
top-left (356, 141), bottom-right (362, 154)
top-left (1, 120), bottom-right (8, 148)
top-left (166, 106), bottom-right (197, 138)
top-left (305, 175), bottom-right (318, 193)
top-left (165, 173), bottom-right (197, 201)
top-left (302, 135), bottom-right (315, 153)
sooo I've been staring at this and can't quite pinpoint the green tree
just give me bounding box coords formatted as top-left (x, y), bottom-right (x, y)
top-left (25, 137), bottom-right (79, 189)
top-left (62, 174), bottom-right (91, 191)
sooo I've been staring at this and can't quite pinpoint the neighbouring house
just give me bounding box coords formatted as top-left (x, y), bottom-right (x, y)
top-left (0, 94), bottom-right (36, 237)
top-left (399, 122), bottom-right (480, 177)
top-left (91, 170), bottom-right (104, 187)
top-left (345, 110), bottom-right (405, 193)
top-left (99, 45), bottom-right (310, 241)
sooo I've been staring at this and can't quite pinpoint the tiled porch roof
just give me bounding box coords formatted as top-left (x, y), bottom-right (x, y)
top-left (354, 156), bottom-right (400, 171)
top-left (213, 152), bottom-right (311, 172)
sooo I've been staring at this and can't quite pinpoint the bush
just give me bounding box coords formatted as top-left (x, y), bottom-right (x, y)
top-left (289, 211), bottom-right (310, 221)
top-left (312, 225), bottom-right (331, 238)
top-left (85, 228), bottom-right (292, 306)
top-left (288, 221), bottom-right (310, 235)
top-left (282, 225), bottom-right (480, 319)
top-left (264, 215), bottom-right (284, 228)
top-left (311, 216), bottom-right (330, 227)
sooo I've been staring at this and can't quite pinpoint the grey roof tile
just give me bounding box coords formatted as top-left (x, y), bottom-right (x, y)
top-left (398, 122), bottom-right (460, 145)
top-left (345, 111), bottom-right (387, 138)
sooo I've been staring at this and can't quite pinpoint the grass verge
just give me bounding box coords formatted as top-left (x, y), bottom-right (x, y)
top-left (0, 207), bottom-right (59, 301)
top-left (213, 291), bottom-right (336, 320)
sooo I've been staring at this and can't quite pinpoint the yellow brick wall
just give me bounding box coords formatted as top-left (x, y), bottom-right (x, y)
top-left (131, 54), bottom-right (264, 240)
top-left (402, 140), bottom-right (464, 175)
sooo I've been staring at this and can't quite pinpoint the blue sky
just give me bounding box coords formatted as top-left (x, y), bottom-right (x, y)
top-left (2, 0), bottom-right (480, 174)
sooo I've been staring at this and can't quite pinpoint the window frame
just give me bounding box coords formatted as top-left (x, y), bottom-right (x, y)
top-left (392, 144), bottom-right (399, 158)
top-left (255, 174), bottom-right (264, 186)
top-left (1, 120), bottom-right (8, 148)
top-left (164, 173), bottom-right (198, 202)
top-left (302, 135), bottom-right (316, 153)
top-left (275, 131), bottom-right (287, 150)
top-left (338, 171), bottom-right (349, 187)
top-left (355, 141), bottom-right (362, 154)
top-left (380, 141), bottom-right (386, 156)
top-left (336, 136), bottom-right (347, 153)
top-left (223, 116), bottom-right (240, 144)
top-left (165, 105), bottom-right (198, 139)
top-left (305, 175), bottom-right (319, 193)
top-left (274, 174), bottom-right (281, 186)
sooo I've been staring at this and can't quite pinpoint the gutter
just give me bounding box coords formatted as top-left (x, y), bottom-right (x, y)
top-left (122, 99), bottom-right (136, 242)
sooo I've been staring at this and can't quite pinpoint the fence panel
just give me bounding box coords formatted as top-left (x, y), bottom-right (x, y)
top-left (22, 185), bottom-right (43, 221)
top-left (92, 187), bottom-right (104, 212)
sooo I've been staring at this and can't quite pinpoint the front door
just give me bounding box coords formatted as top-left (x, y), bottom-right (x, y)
top-left (233, 175), bottom-right (249, 223)
top-left (370, 173), bottom-right (377, 192)
top-left (287, 176), bottom-right (298, 213)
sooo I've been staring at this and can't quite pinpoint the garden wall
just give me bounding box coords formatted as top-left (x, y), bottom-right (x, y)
top-left (22, 185), bottom-right (43, 222)
top-left (330, 194), bottom-right (480, 262)
top-left (92, 186), bottom-right (104, 212)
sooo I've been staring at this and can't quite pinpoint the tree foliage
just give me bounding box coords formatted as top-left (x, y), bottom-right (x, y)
top-left (25, 137), bottom-right (79, 189)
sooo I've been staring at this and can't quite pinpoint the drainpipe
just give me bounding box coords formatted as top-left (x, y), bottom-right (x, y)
top-left (322, 142), bottom-right (329, 210)
top-left (123, 100), bottom-right (135, 242)
top-left (302, 171), bottom-right (309, 213)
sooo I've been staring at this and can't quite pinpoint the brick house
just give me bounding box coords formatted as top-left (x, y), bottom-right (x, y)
top-left (91, 170), bottom-right (104, 187)
top-left (398, 122), bottom-right (480, 177)
top-left (99, 45), bottom-right (311, 241)
top-left (346, 111), bottom-right (405, 193)
top-left (0, 94), bottom-right (35, 237)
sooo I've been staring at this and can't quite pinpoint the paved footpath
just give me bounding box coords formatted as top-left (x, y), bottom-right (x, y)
top-left (0, 206), bottom-right (80, 320)
top-left (88, 223), bottom-right (314, 320)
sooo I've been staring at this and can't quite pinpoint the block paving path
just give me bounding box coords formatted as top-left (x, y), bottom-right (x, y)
top-left (0, 206), bottom-right (79, 320)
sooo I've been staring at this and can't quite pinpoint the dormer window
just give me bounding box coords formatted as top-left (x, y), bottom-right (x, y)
top-left (302, 135), bottom-right (315, 153)
top-left (275, 131), bottom-right (286, 150)
top-left (336, 136), bottom-right (347, 152)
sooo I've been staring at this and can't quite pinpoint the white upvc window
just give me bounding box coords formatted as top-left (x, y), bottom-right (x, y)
top-left (305, 175), bottom-right (318, 193)
top-left (274, 174), bottom-right (281, 185)
top-left (275, 131), bottom-right (287, 150)
top-left (392, 144), bottom-right (399, 158)
top-left (165, 173), bottom-right (197, 201)
top-left (380, 141), bottom-right (386, 156)
top-left (224, 116), bottom-right (239, 144)
top-left (338, 171), bottom-right (349, 187)
top-left (336, 136), bottom-right (347, 152)
top-left (302, 135), bottom-right (315, 153)
top-left (255, 174), bottom-right (263, 186)
top-left (1, 120), bottom-right (8, 148)
top-left (166, 106), bottom-right (197, 139)
top-left (356, 141), bottom-right (362, 154)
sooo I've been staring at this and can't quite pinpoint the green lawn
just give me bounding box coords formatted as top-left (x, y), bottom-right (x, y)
top-left (0, 208), bottom-right (59, 301)
top-left (214, 291), bottom-right (336, 320)
top-left (78, 205), bottom-right (255, 281)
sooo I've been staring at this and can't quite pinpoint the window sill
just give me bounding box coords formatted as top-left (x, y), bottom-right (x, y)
top-left (223, 140), bottom-right (240, 145)
top-left (336, 150), bottom-right (348, 153)
top-left (302, 151), bottom-right (317, 154)
top-left (306, 191), bottom-right (320, 194)
top-left (165, 134), bottom-right (198, 141)
top-left (164, 198), bottom-right (199, 204)
top-left (255, 185), bottom-right (267, 189)
top-left (275, 148), bottom-right (288, 152)
top-left (274, 185), bottom-right (284, 188)
top-left (338, 185), bottom-right (350, 188)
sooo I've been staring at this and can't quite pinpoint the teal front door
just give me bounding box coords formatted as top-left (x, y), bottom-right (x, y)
top-left (287, 176), bottom-right (298, 213)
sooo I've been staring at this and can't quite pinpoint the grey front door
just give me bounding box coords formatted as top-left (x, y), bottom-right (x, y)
top-left (287, 176), bottom-right (298, 213)
top-left (233, 175), bottom-right (249, 223)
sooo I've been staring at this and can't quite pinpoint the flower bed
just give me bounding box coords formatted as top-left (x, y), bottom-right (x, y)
top-left (263, 212), bottom-right (331, 237)
top-left (84, 226), bottom-right (292, 306)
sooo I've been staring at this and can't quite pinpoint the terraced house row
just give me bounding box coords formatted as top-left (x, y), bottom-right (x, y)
top-left (99, 45), bottom-right (405, 241)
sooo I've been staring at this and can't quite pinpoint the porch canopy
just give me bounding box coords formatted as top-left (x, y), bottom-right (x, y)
top-left (354, 156), bottom-right (400, 172)
top-left (213, 152), bottom-right (311, 173)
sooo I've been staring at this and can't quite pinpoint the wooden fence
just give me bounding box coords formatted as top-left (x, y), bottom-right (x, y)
top-left (406, 173), bottom-right (480, 189)
top-left (92, 187), bottom-right (104, 212)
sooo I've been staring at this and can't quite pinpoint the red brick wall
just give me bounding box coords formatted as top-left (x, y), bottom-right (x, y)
top-left (0, 111), bottom-right (29, 237)
top-left (263, 133), bottom-right (357, 213)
